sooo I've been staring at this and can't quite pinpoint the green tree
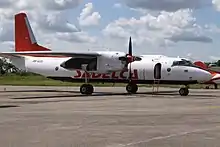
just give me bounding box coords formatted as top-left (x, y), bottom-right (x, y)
top-left (204, 62), bottom-right (211, 67)
top-left (0, 58), bottom-right (19, 75)
top-left (216, 60), bottom-right (220, 67)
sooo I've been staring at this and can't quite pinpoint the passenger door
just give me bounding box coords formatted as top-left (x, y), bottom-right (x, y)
top-left (154, 63), bottom-right (162, 80)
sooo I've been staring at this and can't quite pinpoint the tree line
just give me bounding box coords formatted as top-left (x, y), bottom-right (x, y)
top-left (0, 58), bottom-right (18, 75)
top-left (205, 60), bottom-right (220, 67)
top-left (0, 58), bottom-right (37, 76)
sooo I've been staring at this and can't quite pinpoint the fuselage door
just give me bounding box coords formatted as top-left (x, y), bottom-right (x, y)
top-left (154, 63), bottom-right (162, 79)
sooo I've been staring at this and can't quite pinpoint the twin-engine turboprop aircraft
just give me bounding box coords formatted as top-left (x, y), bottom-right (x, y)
top-left (0, 13), bottom-right (212, 96)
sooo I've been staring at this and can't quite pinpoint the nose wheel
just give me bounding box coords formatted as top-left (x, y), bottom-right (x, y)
top-left (179, 87), bottom-right (189, 96)
top-left (80, 84), bottom-right (94, 95)
top-left (126, 83), bottom-right (138, 94)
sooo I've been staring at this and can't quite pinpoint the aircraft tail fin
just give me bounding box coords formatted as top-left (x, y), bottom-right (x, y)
top-left (194, 61), bottom-right (217, 74)
top-left (15, 13), bottom-right (51, 52)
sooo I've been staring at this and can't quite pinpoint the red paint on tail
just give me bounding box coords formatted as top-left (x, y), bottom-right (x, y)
top-left (15, 13), bottom-right (50, 52)
top-left (194, 61), bottom-right (217, 74)
top-left (194, 61), bottom-right (208, 70)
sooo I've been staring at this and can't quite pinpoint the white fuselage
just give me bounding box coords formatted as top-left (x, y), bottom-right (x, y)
top-left (13, 53), bottom-right (212, 85)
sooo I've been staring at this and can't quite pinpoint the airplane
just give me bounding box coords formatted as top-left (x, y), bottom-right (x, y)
top-left (0, 12), bottom-right (212, 96)
top-left (194, 61), bottom-right (220, 89)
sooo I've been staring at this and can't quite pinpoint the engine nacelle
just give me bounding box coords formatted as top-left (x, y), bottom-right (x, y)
top-left (96, 51), bottom-right (126, 73)
top-left (60, 51), bottom-right (127, 73)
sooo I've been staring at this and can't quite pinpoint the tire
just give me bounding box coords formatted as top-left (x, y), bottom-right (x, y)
top-left (80, 84), bottom-right (94, 95)
top-left (126, 83), bottom-right (138, 94)
top-left (179, 88), bottom-right (189, 96)
top-left (87, 84), bottom-right (94, 95)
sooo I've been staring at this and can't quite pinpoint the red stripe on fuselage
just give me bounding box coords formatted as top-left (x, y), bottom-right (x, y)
top-left (72, 70), bottom-right (139, 79)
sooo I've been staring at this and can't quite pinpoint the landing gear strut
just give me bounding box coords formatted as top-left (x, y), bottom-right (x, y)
top-left (179, 87), bottom-right (189, 96)
top-left (80, 64), bottom-right (94, 95)
top-left (126, 82), bottom-right (138, 94)
top-left (214, 84), bottom-right (218, 89)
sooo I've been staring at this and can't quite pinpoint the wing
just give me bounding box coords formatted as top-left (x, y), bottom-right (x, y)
top-left (0, 51), bottom-right (101, 58)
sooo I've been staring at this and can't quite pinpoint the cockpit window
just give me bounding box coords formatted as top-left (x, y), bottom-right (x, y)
top-left (172, 59), bottom-right (194, 67)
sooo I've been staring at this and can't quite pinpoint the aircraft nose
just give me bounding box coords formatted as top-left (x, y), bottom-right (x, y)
top-left (195, 68), bottom-right (212, 83)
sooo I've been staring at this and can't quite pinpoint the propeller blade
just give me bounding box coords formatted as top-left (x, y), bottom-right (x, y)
top-left (129, 63), bottom-right (132, 80)
top-left (128, 36), bottom-right (132, 56)
top-left (118, 56), bottom-right (127, 61)
top-left (119, 56), bottom-right (142, 61)
top-left (134, 56), bottom-right (142, 61)
top-left (119, 36), bottom-right (142, 74)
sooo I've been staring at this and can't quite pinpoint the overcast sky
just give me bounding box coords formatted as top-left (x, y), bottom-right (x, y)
top-left (0, 0), bottom-right (220, 62)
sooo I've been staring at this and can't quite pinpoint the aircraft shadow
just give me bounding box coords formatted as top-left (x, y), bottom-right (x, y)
top-left (10, 90), bottom-right (192, 100)
top-left (2, 89), bottom-right (218, 98)
top-left (8, 91), bottom-right (178, 105)
top-left (0, 105), bottom-right (20, 108)
top-left (5, 89), bottom-right (217, 100)
top-left (4, 91), bottom-right (217, 107)
top-left (0, 90), bottom-right (81, 93)
top-left (11, 91), bottom-right (217, 100)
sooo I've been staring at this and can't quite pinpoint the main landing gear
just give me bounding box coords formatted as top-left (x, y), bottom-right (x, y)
top-left (80, 64), bottom-right (94, 95)
top-left (80, 82), bottom-right (139, 95)
top-left (126, 82), bottom-right (138, 94)
top-left (179, 86), bottom-right (189, 96)
top-left (80, 84), bottom-right (94, 95)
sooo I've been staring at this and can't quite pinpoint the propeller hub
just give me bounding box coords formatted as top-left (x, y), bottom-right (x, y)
top-left (127, 55), bottom-right (133, 63)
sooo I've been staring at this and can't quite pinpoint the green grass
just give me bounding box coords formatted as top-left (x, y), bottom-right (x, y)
top-left (0, 73), bottom-right (126, 87)
top-left (0, 73), bottom-right (213, 89)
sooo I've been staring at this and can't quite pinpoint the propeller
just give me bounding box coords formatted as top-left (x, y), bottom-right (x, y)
top-left (118, 36), bottom-right (142, 81)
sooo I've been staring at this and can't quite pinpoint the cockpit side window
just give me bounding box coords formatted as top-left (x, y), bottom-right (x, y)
top-left (172, 61), bottom-right (179, 66)
top-left (172, 59), bottom-right (194, 67)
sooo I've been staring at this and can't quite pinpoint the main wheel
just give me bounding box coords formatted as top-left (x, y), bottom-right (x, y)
top-left (126, 83), bottom-right (138, 94)
top-left (80, 84), bottom-right (94, 95)
top-left (179, 87), bottom-right (189, 96)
